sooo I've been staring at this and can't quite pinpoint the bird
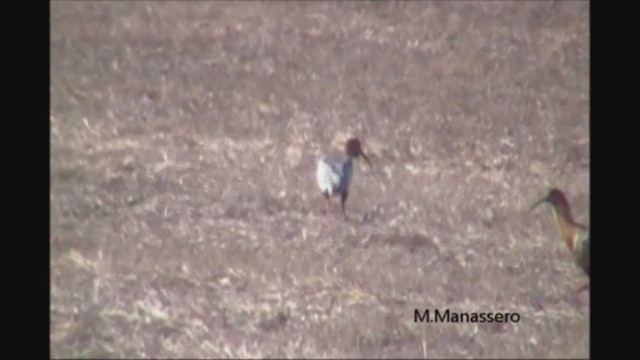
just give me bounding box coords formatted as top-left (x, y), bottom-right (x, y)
top-left (316, 137), bottom-right (372, 220)
top-left (529, 188), bottom-right (589, 291)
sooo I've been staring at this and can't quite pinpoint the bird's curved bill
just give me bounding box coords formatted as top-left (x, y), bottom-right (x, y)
top-left (528, 197), bottom-right (548, 213)
top-left (361, 152), bottom-right (373, 170)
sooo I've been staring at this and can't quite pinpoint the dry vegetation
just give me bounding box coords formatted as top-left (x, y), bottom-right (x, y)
top-left (51, 1), bottom-right (589, 358)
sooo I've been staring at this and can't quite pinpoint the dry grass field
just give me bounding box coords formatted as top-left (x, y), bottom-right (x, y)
top-left (50, 1), bottom-right (589, 358)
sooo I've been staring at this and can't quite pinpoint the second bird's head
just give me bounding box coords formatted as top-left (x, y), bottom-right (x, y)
top-left (529, 188), bottom-right (569, 213)
top-left (345, 138), bottom-right (372, 169)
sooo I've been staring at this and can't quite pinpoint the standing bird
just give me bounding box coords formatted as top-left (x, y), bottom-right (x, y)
top-left (529, 188), bottom-right (589, 290)
top-left (316, 137), bottom-right (372, 220)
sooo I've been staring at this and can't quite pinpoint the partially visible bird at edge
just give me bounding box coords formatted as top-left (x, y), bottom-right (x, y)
top-left (529, 188), bottom-right (590, 292)
top-left (316, 137), bottom-right (372, 220)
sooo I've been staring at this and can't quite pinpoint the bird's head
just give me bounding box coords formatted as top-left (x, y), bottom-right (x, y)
top-left (345, 138), bottom-right (372, 170)
top-left (529, 188), bottom-right (570, 213)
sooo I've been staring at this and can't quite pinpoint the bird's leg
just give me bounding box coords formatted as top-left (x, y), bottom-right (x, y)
top-left (323, 192), bottom-right (331, 215)
top-left (340, 192), bottom-right (348, 220)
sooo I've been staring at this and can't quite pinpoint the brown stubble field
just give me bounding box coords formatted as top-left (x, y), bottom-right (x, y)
top-left (50, 1), bottom-right (589, 358)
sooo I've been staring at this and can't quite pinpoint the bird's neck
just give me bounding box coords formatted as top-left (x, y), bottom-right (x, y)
top-left (550, 203), bottom-right (579, 251)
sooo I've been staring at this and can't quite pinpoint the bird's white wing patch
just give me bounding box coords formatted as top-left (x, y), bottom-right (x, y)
top-left (316, 158), bottom-right (341, 193)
